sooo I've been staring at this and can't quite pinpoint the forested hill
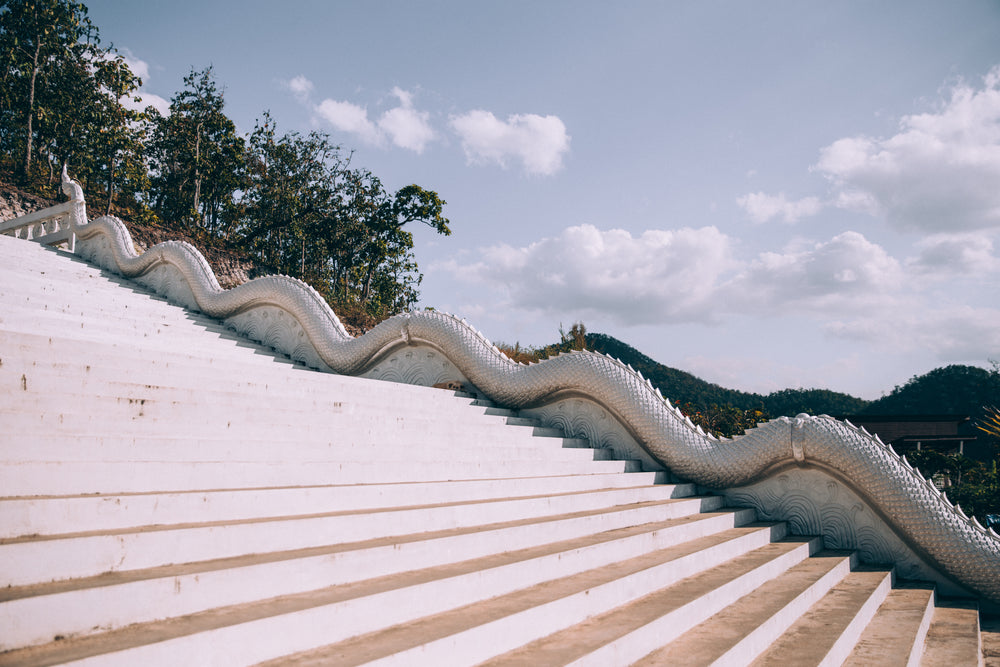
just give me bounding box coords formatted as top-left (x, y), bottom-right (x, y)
top-left (860, 365), bottom-right (1000, 424)
top-left (585, 332), bottom-right (871, 417)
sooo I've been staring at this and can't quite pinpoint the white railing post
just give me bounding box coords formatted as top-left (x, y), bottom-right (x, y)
top-left (0, 165), bottom-right (88, 251)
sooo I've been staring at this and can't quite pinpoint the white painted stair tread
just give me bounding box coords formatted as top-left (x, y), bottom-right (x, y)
top-left (842, 582), bottom-right (936, 667)
top-left (632, 550), bottom-right (858, 666)
top-left (0, 508), bottom-right (753, 652)
top-left (749, 566), bottom-right (894, 666)
top-left (260, 537), bottom-right (820, 667)
top-left (0, 474), bottom-right (675, 538)
top-left (920, 600), bottom-right (983, 666)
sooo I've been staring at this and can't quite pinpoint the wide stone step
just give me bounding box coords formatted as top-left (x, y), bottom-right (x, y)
top-left (632, 550), bottom-right (861, 665)
top-left (749, 566), bottom-right (894, 665)
top-left (1, 492), bottom-right (724, 588)
top-left (0, 390), bottom-right (521, 430)
top-left (266, 537), bottom-right (822, 667)
top-left (1, 359), bottom-right (494, 422)
top-left (0, 473), bottom-right (670, 538)
top-left (1, 333), bottom-right (478, 403)
top-left (0, 396), bottom-right (559, 436)
top-left (0, 509), bottom-right (761, 653)
top-left (843, 582), bottom-right (936, 666)
top-left (920, 599), bottom-right (983, 666)
top-left (0, 459), bottom-right (644, 496)
top-left (0, 513), bottom-right (774, 666)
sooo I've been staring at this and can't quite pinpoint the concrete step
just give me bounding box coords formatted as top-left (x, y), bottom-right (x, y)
top-left (632, 550), bottom-right (862, 666)
top-left (0, 509), bottom-right (760, 652)
top-left (0, 459), bottom-right (644, 496)
top-left (1, 492), bottom-right (725, 588)
top-left (0, 473), bottom-right (676, 538)
top-left (0, 333), bottom-right (479, 405)
top-left (981, 614), bottom-right (1000, 665)
top-left (0, 418), bottom-right (595, 454)
top-left (265, 537), bottom-right (823, 667)
top-left (0, 514), bottom-right (777, 666)
top-left (0, 396), bottom-right (559, 437)
top-left (843, 582), bottom-right (936, 667)
top-left (0, 432), bottom-right (600, 468)
top-left (920, 599), bottom-right (983, 666)
top-left (749, 566), bottom-right (894, 665)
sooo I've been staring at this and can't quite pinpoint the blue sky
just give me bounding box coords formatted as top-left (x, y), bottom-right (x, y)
top-left (86, 1), bottom-right (1000, 400)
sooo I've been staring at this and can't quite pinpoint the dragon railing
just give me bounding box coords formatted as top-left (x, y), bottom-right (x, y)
top-left (4, 171), bottom-right (999, 606)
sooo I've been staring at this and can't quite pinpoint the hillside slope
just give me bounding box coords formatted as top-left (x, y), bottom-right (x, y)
top-left (585, 333), bottom-right (869, 417)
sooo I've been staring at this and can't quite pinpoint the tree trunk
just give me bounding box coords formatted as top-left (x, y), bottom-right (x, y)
top-left (22, 39), bottom-right (41, 184)
top-left (192, 121), bottom-right (202, 225)
top-left (105, 154), bottom-right (115, 215)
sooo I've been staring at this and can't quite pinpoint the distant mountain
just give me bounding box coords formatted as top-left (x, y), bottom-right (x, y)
top-left (584, 333), bottom-right (869, 417)
top-left (861, 365), bottom-right (1000, 422)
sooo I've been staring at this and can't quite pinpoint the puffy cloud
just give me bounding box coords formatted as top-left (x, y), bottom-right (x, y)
top-left (826, 305), bottom-right (1000, 359)
top-left (724, 231), bottom-right (905, 310)
top-left (286, 75), bottom-right (314, 101)
top-left (460, 224), bottom-right (735, 324)
top-left (449, 110), bottom-right (570, 176)
top-left (907, 233), bottom-right (1000, 276)
top-left (815, 65), bottom-right (1000, 232)
top-left (377, 87), bottom-right (435, 153)
top-left (737, 191), bottom-right (822, 224)
top-left (314, 98), bottom-right (381, 144)
top-left (117, 49), bottom-right (149, 80)
top-left (313, 88), bottom-right (435, 153)
top-left (105, 49), bottom-right (169, 115)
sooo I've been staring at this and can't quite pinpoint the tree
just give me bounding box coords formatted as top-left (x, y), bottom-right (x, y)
top-left (147, 66), bottom-right (243, 231)
top-left (352, 178), bottom-right (450, 308)
top-left (233, 114), bottom-right (450, 318)
top-left (0, 0), bottom-right (101, 184)
top-left (80, 53), bottom-right (148, 213)
top-left (233, 112), bottom-right (347, 286)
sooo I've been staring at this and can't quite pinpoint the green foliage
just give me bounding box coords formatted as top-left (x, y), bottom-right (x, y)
top-left (584, 333), bottom-right (864, 420)
top-left (907, 450), bottom-right (1000, 524)
top-left (863, 364), bottom-right (1000, 417)
top-left (147, 67), bottom-right (244, 232)
top-left (1, 0), bottom-right (104, 185)
top-left (230, 113), bottom-right (450, 318)
top-left (764, 388), bottom-right (868, 418)
top-left (678, 402), bottom-right (768, 439)
top-left (496, 322), bottom-right (591, 366)
top-left (1, 4), bottom-right (452, 321)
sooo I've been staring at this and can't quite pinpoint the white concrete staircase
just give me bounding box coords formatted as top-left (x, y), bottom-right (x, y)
top-left (0, 234), bottom-right (996, 666)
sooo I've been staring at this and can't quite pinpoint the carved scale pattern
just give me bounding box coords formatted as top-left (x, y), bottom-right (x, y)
top-left (723, 469), bottom-right (948, 592)
top-left (55, 200), bottom-right (1000, 604)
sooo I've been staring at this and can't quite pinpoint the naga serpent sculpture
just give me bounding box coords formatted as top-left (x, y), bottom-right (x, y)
top-left (14, 172), bottom-right (1000, 605)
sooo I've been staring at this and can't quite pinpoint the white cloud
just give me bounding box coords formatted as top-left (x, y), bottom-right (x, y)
top-left (313, 88), bottom-right (434, 152)
top-left (449, 110), bottom-right (570, 176)
top-left (125, 91), bottom-right (169, 115)
top-left (377, 87), bottom-right (435, 153)
top-left (907, 233), bottom-right (1000, 276)
top-left (102, 49), bottom-right (169, 115)
top-left (117, 49), bottom-right (149, 80)
top-left (314, 98), bottom-right (381, 145)
top-left (454, 224), bottom-right (735, 325)
top-left (826, 305), bottom-right (1000, 360)
top-left (729, 231), bottom-right (904, 310)
top-left (815, 65), bottom-right (1000, 232)
top-left (737, 191), bottom-right (822, 223)
top-left (287, 75), bottom-right (314, 101)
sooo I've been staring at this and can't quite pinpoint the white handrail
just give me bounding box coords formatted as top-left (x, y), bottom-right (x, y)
top-left (0, 166), bottom-right (87, 252)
